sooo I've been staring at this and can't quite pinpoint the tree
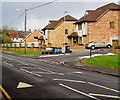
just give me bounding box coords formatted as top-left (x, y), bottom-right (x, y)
top-left (2, 30), bottom-right (13, 43)
top-left (1, 26), bottom-right (13, 43)
top-left (0, 26), bottom-right (18, 43)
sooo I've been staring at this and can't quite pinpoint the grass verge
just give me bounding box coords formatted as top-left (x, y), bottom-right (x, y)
top-left (2, 49), bottom-right (42, 55)
top-left (85, 55), bottom-right (120, 68)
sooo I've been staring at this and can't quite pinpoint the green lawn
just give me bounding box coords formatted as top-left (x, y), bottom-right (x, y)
top-left (2, 49), bottom-right (42, 55)
top-left (85, 55), bottom-right (120, 68)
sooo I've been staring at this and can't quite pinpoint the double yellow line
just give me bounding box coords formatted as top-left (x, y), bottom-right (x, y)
top-left (0, 85), bottom-right (12, 100)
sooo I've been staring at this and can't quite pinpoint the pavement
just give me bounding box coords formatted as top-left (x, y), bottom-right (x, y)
top-left (2, 48), bottom-right (120, 77)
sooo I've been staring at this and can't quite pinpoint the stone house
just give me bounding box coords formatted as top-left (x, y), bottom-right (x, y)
top-left (42, 15), bottom-right (78, 48)
top-left (74, 3), bottom-right (120, 47)
top-left (21, 30), bottom-right (44, 45)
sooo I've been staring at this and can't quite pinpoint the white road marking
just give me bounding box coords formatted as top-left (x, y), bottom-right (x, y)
top-left (59, 83), bottom-right (99, 100)
top-left (21, 66), bottom-right (64, 76)
top-left (89, 93), bottom-right (120, 98)
top-left (39, 55), bottom-right (59, 58)
top-left (4, 56), bottom-right (12, 60)
top-left (53, 79), bottom-right (86, 83)
top-left (3, 62), bottom-right (13, 66)
top-left (21, 67), bottom-right (38, 69)
top-left (72, 72), bottom-right (83, 74)
top-left (88, 82), bottom-right (120, 93)
top-left (8, 63), bottom-right (13, 66)
top-left (35, 72), bottom-right (57, 74)
top-left (16, 61), bottom-right (29, 65)
top-left (20, 68), bottom-right (41, 77)
top-left (17, 82), bottom-right (33, 89)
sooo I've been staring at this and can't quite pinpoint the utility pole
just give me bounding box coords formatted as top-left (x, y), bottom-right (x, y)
top-left (24, 8), bottom-right (27, 54)
top-left (64, 11), bottom-right (67, 47)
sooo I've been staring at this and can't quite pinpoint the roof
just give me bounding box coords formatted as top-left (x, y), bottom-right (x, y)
top-left (8, 32), bottom-right (23, 38)
top-left (43, 20), bottom-right (59, 30)
top-left (67, 32), bottom-right (78, 38)
top-left (43, 15), bottom-right (77, 30)
top-left (75, 3), bottom-right (120, 24)
top-left (21, 30), bottom-right (44, 42)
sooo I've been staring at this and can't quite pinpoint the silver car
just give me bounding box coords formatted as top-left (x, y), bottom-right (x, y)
top-left (85, 41), bottom-right (111, 49)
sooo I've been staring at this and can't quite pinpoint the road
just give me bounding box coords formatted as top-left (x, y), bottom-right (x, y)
top-left (1, 52), bottom-right (120, 99)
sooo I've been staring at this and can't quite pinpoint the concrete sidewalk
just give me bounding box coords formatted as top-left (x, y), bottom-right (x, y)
top-left (2, 48), bottom-right (120, 77)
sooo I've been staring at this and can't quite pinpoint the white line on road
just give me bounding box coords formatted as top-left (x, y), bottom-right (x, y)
top-left (59, 83), bottom-right (100, 100)
top-left (39, 55), bottom-right (59, 58)
top-left (72, 72), bottom-right (84, 74)
top-left (20, 68), bottom-right (41, 77)
top-left (35, 72), bottom-right (57, 74)
top-left (16, 61), bottom-right (29, 65)
top-left (89, 93), bottom-right (120, 98)
top-left (21, 65), bottom-right (64, 76)
top-left (21, 67), bottom-right (38, 69)
top-left (53, 79), bottom-right (86, 83)
top-left (4, 56), bottom-right (12, 60)
top-left (3, 62), bottom-right (13, 66)
top-left (88, 82), bottom-right (120, 93)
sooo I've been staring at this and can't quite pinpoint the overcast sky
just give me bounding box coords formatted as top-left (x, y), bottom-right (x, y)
top-left (1, 0), bottom-right (119, 31)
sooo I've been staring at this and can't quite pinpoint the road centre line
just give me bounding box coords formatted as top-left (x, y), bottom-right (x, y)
top-left (21, 67), bottom-right (38, 69)
top-left (3, 62), bottom-right (13, 66)
top-left (20, 68), bottom-right (41, 77)
top-left (26, 64), bottom-right (64, 75)
top-left (0, 85), bottom-right (12, 100)
top-left (16, 61), bottom-right (29, 65)
top-left (35, 72), bottom-right (58, 74)
top-left (59, 83), bottom-right (100, 100)
top-left (88, 82), bottom-right (120, 93)
top-left (4, 56), bottom-right (12, 60)
top-left (53, 79), bottom-right (86, 83)
top-left (69, 72), bottom-right (84, 74)
top-left (89, 93), bottom-right (120, 98)
top-left (21, 66), bottom-right (64, 76)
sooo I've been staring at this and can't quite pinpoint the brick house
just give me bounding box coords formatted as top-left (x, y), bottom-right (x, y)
top-left (74, 3), bottom-right (120, 47)
top-left (8, 32), bottom-right (23, 43)
top-left (42, 15), bottom-right (78, 47)
top-left (21, 30), bottom-right (44, 45)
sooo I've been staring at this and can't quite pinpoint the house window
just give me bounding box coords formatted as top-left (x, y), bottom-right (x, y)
top-left (110, 22), bottom-right (114, 28)
top-left (78, 37), bottom-right (82, 44)
top-left (34, 36), bottom-right (38, 39)
top-left (65, 29), bottom-right (68, 34)
top-left (78, 24), bottom-right (82, 30)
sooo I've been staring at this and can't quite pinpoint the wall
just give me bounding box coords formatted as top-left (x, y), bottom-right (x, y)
top-left (85, 10), bottom-right (119, 44)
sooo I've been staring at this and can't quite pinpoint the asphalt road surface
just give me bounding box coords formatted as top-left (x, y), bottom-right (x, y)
top-left (1, 53), bottom-right (120, 100)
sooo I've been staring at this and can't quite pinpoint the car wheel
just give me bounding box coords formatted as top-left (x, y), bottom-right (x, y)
top-left (91, 45), bottom-right (95, 49)
top-left (107, 45), bottom-right (111, 48)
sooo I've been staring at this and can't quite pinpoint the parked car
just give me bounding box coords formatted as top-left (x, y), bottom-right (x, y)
top-left (85, 41), bottom-right (111, 49)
